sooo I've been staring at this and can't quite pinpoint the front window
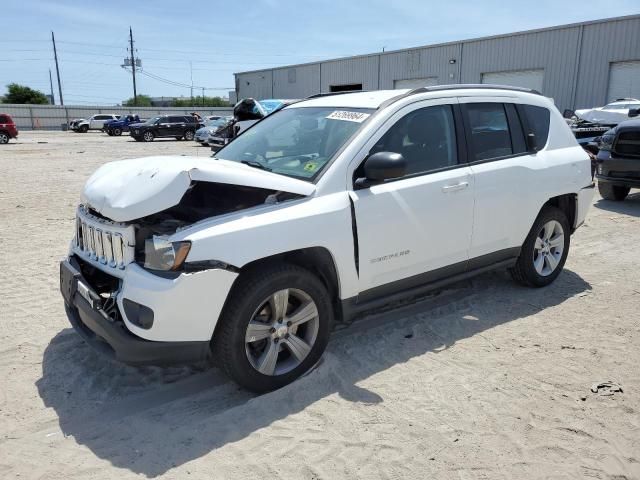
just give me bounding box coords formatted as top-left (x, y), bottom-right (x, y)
top-left (145, 116), bottom-right (162, 125)
top-left (216, 107), bottom-right (374, 181)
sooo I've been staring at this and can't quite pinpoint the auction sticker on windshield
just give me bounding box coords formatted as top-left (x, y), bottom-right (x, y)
top-left (326, 111), bottom-right (371, 123)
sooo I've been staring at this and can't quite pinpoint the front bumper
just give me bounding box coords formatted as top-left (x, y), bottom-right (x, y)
top-left (61, 259), bottom-right (211, 365)
top-left (595, 150), bottom-right (640, 188)
top-left (60, 255), bottom-right (239, 366)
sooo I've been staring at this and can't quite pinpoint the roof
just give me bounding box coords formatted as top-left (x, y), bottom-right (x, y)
top-left (235, 14), bottom-right (640, 76)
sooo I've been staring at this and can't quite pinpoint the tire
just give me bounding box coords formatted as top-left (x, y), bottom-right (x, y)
top-left (0, 132), bottom-right (9, 144)
top-left (79, 125), bottom-right (89, 133)
top-left (175, 136), bottom-right (183, 141)
top-left (598, 182), bottom-right (629, 201)
top-left (510, 206), bottom-right (570, 288)
top-left (184, 129), bottom-right (195, 141)
top-left (113, 127), bottom-right (122, 136)
top-left (214, 264), bottom-right (332, 393)
top-left (142, 131), bottom-right (154, 142)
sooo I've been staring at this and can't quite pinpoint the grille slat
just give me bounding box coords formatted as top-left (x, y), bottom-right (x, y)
top-left (74, 208), bottom-right (134, 270)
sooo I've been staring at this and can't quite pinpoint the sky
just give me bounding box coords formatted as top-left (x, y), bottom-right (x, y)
top-left (1, 0), bottom-right (638, 106)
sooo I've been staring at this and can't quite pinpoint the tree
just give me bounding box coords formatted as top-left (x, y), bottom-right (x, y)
top-left (123, 94), bottom-right (153, 107)
top-left (2, 83), bottom-right (49, 104)
top-left (171, 96), bottom-right (230, 107)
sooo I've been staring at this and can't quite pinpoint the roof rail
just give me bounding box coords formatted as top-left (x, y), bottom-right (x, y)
top-left (407, 84), bottom-right (542, 96)
top-left (411, 84), bottom-right (542, 96)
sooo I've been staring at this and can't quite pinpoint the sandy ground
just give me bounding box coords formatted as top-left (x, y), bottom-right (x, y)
top-left (0, 131), bottom-right (638, 480)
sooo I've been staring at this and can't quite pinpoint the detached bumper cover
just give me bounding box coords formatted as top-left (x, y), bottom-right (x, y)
top-left (60, 259), bottom-right (232, 366)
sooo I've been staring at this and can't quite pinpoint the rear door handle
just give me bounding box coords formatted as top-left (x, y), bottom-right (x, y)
top-left (442, 181), bottom-right (469, 193)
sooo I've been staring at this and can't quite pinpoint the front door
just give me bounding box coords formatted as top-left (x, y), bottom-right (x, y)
top-left (349, 101), bottom-right (475, 298)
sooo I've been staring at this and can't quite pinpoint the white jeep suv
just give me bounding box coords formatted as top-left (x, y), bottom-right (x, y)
top-left (60, 85), bottom-right (594, 392)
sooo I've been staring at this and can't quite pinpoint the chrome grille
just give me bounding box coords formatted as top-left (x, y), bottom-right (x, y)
top-left (74, 207), bottom-right (135, 270)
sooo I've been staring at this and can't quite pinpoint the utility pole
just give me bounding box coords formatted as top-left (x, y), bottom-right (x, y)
top-left (51, 31), bottom-right (63, 105)
top-left (202, 87), bottom-right (205, 107)
top-left (48, 69), bottom-right (55, 105)
top-left (129, 27), bottom-right (137, 106)
top-left (190, 62), bottom-right (194, 104)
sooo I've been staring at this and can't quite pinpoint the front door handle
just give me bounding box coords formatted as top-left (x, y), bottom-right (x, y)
top-left (442, 181), bottom-right (469, 193)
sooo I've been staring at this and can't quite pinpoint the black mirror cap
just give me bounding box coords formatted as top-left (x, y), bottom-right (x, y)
top-left (628, 108), bottom-right (640, 118)
top-left (364, 151), bottom-right (407, 181)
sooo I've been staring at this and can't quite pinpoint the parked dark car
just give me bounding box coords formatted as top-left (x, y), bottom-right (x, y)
top-left (105, 114), bottom-right (141, 136)
top-left (129, 115), bottom-right (200, 142)
top-left (595, 108), bottom-right (640, 201)
top-left (0, 113), bottom-right (18, 144)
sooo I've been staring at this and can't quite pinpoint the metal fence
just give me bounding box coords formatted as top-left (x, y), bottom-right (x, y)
top-left (1, 104), bottom-right (234, 130)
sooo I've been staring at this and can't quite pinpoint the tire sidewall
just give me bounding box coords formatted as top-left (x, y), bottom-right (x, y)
top-left (520, 208), bottom-right (570, 287)
top-left (219, 266), bottom-right (332, 392)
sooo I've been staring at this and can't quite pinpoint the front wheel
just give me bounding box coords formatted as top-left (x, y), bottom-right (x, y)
top-left (142, 131), bottom-right (154, 142)
top-left (112, 127), bottom-right (122, 136)
top-left (598, 182), bottom-right (629, 201)
top-left (510, 206), bottom-right (570, 287)
top-left (79, 125), bottom-right (89, 133)
top-left (214, 264), bottom-right (332, 393)
top-left (183, 129), bottom-right (195, 141)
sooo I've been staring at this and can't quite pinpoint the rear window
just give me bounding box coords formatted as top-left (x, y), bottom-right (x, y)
top-left (465, 103), bottom-right (513, 161)
top-left (0, 115), bottom-right (10, 123)
top-left (521, 105), bottom-right (550, 150)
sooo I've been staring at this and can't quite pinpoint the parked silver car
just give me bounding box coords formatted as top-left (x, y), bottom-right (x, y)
top-left (194, 117), bottom-right (232, 145)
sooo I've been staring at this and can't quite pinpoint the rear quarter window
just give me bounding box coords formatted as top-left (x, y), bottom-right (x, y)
top-left (521, 105), bottom-right (550, 150)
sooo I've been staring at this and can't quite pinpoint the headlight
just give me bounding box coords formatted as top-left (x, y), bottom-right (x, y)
top-left (599, 134), bottom-right (614, 151)
top-left (142, 236), bottom-right (191, 271)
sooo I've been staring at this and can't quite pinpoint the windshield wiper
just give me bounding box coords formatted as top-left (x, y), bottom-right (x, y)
top-left (241, 160), bottom-right (272, 171)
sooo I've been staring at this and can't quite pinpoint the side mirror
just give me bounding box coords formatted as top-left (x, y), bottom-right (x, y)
top-left (628, 108), bottom-right (640, 118)
top-left (525, 132), bottom-right (538, 153)
top-left (355, 152), bottom-right (406, 188)
top-left (563, 109), bottom-right (576, 119)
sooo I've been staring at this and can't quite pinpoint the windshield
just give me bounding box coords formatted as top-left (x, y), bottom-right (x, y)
top-left (258, 100), bottom-right (285, 115)
top-left (216, 106), bottom-right (373, 181)
top-left (205, 118), bottom-right (227, 128)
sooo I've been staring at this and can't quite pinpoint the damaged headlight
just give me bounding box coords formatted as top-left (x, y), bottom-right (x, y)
top-left (599, 134), bottom-right (614, 151)
top-left (142, 236), bottom-right (191, 271)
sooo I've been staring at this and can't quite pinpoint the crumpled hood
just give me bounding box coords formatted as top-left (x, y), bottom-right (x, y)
top-left (81, 156), bottom-right (315, 222)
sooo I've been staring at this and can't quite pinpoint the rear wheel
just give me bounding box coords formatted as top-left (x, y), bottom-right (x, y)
top-left (0, 132), bottom-right (9, 144)
top-left (598, 182), bottom-right (629, 201)
top-left (510, 206), bottom-right (570, 287)
top-left (142, 131), bottom-right (154, 142)
top-left (184, 129), bottom-right (195, 141)
top-left (214, 264), bottom-right (332, 393)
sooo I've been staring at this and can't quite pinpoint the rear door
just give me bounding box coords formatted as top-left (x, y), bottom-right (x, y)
top-left (349, 99), bottom-right (475, 297)
top-left (460, 98), bottom-right (548, 261)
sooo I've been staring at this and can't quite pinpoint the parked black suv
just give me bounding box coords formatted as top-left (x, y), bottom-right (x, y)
top-left (129, 115), bottom-right (200, 142)
top-left (595, 109), bottom-right (640, 201)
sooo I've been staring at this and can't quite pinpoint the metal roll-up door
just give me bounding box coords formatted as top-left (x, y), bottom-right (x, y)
top-left (393, 77), bottom-right (438, 89)
top-left (607, 61), bottom-right (640, 102)
top-left (481, 69), bottom-right (544, 92)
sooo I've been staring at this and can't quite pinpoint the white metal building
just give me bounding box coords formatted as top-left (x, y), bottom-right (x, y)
top-left (235, 15), bottom-right (640, 112)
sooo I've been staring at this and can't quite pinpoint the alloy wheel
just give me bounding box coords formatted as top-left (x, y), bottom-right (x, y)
top-left (245, 288), bottom-right (319, 376)
top-left (0, 133), bottom-right (8, 144)
top-left (533, 220), bottom-right (564, 276)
